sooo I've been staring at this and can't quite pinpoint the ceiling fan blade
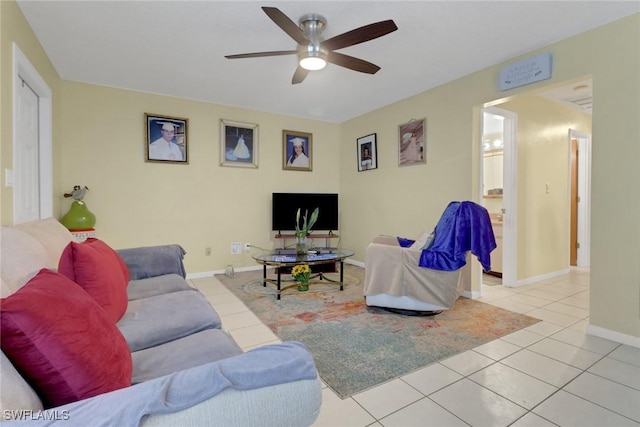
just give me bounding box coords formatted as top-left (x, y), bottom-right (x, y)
top-left (292, 66), bottom-right (310, 84)
top-left (262, 7), bottom-right (309, 46)
top-left (225, 50), bottom-right (297, 59)
top-left (327, 52), bottom-right (381, 74)
top-left (322, 20), bottom-right (398, 51)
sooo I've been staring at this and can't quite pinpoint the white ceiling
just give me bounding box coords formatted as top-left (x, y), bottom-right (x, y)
top-left (17, 1), bottom-right (638, 123)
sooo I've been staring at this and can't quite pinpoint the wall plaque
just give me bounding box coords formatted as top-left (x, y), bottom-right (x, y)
top-left (499, 52), bottom-right (552, 91)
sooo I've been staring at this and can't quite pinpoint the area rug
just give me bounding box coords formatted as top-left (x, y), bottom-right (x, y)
top-left (217, 264), bottom-right (539, 399)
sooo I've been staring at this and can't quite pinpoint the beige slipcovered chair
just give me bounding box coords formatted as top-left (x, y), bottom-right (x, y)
top-left (364, 201), bottom-right (495, 314)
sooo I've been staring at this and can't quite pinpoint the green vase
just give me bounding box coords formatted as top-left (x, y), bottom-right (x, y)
top-left (297, 283), bottom-right (309, 292)
top-left (61, 201), bottom-right (96, 230)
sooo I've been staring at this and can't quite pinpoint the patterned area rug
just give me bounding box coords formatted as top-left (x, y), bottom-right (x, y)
top-left (218, 264), bottom-right (539, 399)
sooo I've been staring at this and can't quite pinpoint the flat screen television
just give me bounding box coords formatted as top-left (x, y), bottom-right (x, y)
top-left (272, 193), bottom-right (339, 234)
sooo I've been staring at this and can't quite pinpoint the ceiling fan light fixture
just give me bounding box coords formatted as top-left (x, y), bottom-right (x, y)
top-left (299, 51), bottom-right (327, 71)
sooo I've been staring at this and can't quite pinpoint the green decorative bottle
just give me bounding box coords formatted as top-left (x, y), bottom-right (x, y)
top-left (61, 201), bottom-right (96, 230)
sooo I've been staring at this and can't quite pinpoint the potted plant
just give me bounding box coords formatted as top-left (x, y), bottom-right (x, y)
top-left (291, 263), bottom-right (311, 291)
top-left (294, 207), bottom-right (319, 256)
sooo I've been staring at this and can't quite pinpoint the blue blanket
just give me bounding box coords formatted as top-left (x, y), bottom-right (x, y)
top-left (417, 201), bottom-right (496, 272)
top-left (7, 342), bottom-right (317, 427)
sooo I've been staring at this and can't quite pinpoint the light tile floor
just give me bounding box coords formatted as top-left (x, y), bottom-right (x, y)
top-left (190, 267), bottom-right (640, 427)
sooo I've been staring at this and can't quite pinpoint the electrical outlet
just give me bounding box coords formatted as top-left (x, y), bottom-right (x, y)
top-left (231, 242), bottom-right (242, 255)
top-left (244, 243), bottom-right (251, 252)
top-left (205, 247), bottom-right (212, 256)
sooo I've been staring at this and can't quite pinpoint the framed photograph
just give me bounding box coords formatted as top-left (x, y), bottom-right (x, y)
top-left (282, 130), bottom-right (312, 171)
top-left (220, 119), bottom-right (258, 168)
top-left (145, 113), bottom-right (188, 164)
top-left (398, 118), bottom-right (426, 166)
top-left (357, 133), bottom-right (378, 172)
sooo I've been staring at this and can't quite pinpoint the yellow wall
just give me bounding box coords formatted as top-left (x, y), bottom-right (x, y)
top-left (2, 2), bottom-right (638, 340)
top-left (499, 95), bottom-right (592, 279)
top-left (0, 0), bottom-right (62, 224)
top-left (58, 82), bottom-right (341, 272)
top-left (341, 13), bottom-right (639, 339)
top-left (340, 80), bottom-right (476, 258)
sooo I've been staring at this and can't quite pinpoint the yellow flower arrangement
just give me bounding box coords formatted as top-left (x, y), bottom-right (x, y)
top-left (291, 264), bottom-right (311, 283)
top-left (291, 263), bottom-right (311, 291)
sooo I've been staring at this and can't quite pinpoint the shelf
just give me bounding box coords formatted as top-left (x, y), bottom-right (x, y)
top-left (275, 233), bottom-right (338, 239)
top-left (274, 233), bottom-right (339, 251)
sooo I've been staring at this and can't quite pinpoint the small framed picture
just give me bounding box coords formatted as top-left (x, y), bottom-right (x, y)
top-left (220, 119), bottom-right (258, 168)
top-left (357, 133), bottom-right (378, 172)
top-left (398, 118), bottom-right (426, 166)
top-left (145, 114), bottom-right (188, 164)
top-left (283, 130), bottom-right (312, 171)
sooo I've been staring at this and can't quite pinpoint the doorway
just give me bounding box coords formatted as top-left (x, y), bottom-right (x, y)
top-left (12, 42), bottom-right (53, 224)
top-left (479, 80), bottom-right (592, 291)
top-left (569, 129), bottom-right (591, 267)
top-left (481, 107), bottom-right (517, 288)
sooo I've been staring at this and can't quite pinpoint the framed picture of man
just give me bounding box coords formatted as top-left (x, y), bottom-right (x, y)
top-left (220, 119), bottom-right (259, 168)
top-left (357, 133), bottom-right (378, 172)
top-left (282, 130), bottom-right (312, 171)
top-left (398, 118), bottom-right (426, 166)
top-left (145, 114), bottom-right (188, 164)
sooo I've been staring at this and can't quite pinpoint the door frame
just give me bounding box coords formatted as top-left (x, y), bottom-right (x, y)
top-left (569, 129), bottom-right (591, 267)
top-left (480, 106), bottom-right (518, 287)
top-left (13, 42), bottom-right (53, 223)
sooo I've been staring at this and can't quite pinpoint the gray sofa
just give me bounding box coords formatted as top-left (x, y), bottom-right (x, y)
top-left (0, 218), bottom-right (322, 426)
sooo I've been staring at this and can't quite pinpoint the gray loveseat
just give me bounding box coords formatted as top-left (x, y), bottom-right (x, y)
top-left (1, 218), bottom-right (321, 426)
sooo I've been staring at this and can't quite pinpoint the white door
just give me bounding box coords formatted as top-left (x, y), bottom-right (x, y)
top-left (12, 42), bottom-right (53, 224)
top-left (14, 80), bottom-right (40, 223)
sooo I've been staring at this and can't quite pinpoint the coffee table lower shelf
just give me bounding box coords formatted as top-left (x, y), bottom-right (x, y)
top-left (252, 249), bottom-right (354, 300)
top-left (261, 269), bottom-right (344, 300)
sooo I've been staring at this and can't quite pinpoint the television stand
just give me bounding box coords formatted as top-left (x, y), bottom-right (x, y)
top-left (274, 233), bottom-right (339, 250)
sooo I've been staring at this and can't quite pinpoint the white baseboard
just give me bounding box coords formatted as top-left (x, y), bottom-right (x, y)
top-left (187, 265), bottom-right (264, 280)
top-left (463, 290), bottom-right (481, 299)
top-left (346, 259), bottom-right (365, 268)
top-left (586, 324), bottom-right (640, 348)
top-left (504, 268), bottom-right (571, 288)
top-left (187, 271), bottom-right (216, 279)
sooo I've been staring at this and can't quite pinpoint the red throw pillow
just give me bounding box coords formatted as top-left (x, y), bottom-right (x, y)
top-left (58, 238), bottom-right (129, 322)
top-left (0, 269), bottom-right (132, 408)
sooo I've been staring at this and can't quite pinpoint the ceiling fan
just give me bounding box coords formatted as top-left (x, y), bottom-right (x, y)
top-left (225, 7), bottom-right (398, 84)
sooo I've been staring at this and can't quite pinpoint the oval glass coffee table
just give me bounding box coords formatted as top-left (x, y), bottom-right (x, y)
top-left (252, 249), bottom-right (354, 300)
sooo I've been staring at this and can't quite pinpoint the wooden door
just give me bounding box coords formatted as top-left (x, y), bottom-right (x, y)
top-left (570, 138), bottom-right (579, 266)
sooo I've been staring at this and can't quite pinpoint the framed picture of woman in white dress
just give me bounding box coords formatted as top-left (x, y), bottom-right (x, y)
top-left (220, 119), bottom-right (258, 168)
top-left (282, 130), bottom-right (312, 171)
top-left (398, 118), bottom-right (426, 166)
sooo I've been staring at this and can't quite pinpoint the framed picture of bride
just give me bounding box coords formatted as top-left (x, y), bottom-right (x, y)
top-left (220, 119), bottom-right (259, 168)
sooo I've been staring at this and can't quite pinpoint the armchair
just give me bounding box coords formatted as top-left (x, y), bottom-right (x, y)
top-left (364, 201), bottom-right (496, 314)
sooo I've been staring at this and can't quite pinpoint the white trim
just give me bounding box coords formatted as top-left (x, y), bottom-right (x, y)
top-left (508, 268), bottom-right (571, 288)
top-left (187, 265), bottom-right (263, 279)
top-left (586, 324), bottom-right (640, 348)
top-left (187, 271), bottom-right (218, 280)
top-left (463, 290), bottom-right (481, 299)
top-left (347, 258), bottom-right (365, 268)
top-left (12, 43), bottom-right (53, 222)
